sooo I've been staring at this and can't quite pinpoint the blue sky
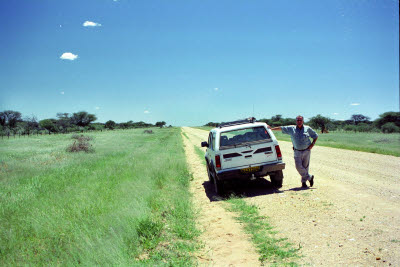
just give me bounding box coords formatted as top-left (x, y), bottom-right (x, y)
top-left (0, 0), bottom-right (398, 126)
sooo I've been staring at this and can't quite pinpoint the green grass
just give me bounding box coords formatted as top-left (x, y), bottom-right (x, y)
top-left (273, 131), bottom-right (400, 157)
top-left (194, 146), bottom-right (206, 166)
top-left (0, 128), bottom-right (199, 265)
top-left (226, 197), bottom-right (300, 266)
top-left (181, 131), bottom-right (189, 140)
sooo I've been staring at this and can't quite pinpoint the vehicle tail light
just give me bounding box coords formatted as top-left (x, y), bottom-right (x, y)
top-left (275, 145), bottom-right (282, 160)
top-left (215, 155), bottom-right (221, 170)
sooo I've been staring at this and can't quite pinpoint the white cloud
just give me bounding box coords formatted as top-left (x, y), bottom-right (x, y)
top-left (83, 21), bottom-right (102, 27)
top-left (214, 87), bottom-right (219, 91)
top-left (350, 103), bottom-right (360, 106)
top-left (144, 110), bottom-right (150, 114)
top-left (95, 107), bottom-right (100, 110)
top-left (60, 52), bottom-right (78, 60)
top-left (333, 112), bottom-right (339, 115)
top-left (60, 91), bottom-right (65, 95)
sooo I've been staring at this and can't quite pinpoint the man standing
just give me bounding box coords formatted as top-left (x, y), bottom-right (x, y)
top-left (267, 116), bottom-right (318, 188)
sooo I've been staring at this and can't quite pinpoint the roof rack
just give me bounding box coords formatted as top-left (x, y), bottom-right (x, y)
top-left (218, 117), bottom-right (256, 128)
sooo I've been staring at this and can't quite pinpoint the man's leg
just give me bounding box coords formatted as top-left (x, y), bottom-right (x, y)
top-left (303, 150), bottom-right (311, 180)
top-left (303, 150), bottom-right (314, 186)
top-left (294, 150), bottom-right (311, 184)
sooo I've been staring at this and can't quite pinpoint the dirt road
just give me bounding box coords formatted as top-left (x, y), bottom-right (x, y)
top-left (182, 127), bottom-right (400, 266)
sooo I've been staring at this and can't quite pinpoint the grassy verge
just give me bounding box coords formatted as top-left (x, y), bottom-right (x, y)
top-left (273, 131), bottom-right (400, 157)
top-left (194, 146), bottom-right (206, 166)
top-left (181, 131), bottom-right (189, 140)
top-left (0, 128), bottom-right (199, 265)
top-left (226, 197), bottom-right (300, 266)
top-left (182, 130), bottom-right (205, 165)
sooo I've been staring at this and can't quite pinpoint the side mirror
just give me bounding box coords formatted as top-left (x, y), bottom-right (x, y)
top-left (201, 141), bottom-right (209, 148)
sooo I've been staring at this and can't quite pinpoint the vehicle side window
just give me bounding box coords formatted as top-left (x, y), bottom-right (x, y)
top-left (212, 133), bottom-right (216, 150)
top-left (208, 133), bottom-right (213, 150)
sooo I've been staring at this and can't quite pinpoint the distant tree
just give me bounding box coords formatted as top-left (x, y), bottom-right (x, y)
top-left (282, 118), bottom-right (296, 126)
top-left (126, 120), bottom-right (134, 128)
top-left (119, 121), bottom-right (136, 129)
top-left (308, 114), bottom-right (331, 132)
top-left (345, 119), bottom-right (355, 125)
top-left (381, 122), bottom-right (400, 133)
top-left (344, 125), bottom-right (356, 132)
top-left (259, 115), bottom-right (295, 127)
top-left (56, 113), bottom-right (71, 132)
top-left (204, 122), bottom-right (219, 127)
top-left (0, 110), bottom-right (22, 128)
top-left (24, 116), bottom-right (39, 135)
top-left (91, 123), bottom-right (105, 131)
top-left (105, 120), bottom-right (117, 130)
top-left (355, 123), bottom-right (375, 132)
top-left (155, 121), bottom-right (166, 128)
top-left (374, 112), bottom-right (400, 129)
top-left (70, 111), bottom-right (97, 127)
top-left (40, 119), bottom-right (58, 133)
top-left (325, 121), bottom-right (338, 131)
top-left (130, 121), bottom-right (153, 128)
top-left (0, 113), bottom-right (4, 127)
top-left (351, 114), bottom-right (370, 125)
top-left (271, 114), bottom-right (283, 121)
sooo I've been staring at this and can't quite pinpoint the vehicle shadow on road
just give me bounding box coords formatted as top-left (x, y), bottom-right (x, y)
top-left (203, 178), bottom-right (285, 202)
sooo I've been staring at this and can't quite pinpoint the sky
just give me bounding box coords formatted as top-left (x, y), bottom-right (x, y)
top-left (0, 0), bottom-right (398, 126)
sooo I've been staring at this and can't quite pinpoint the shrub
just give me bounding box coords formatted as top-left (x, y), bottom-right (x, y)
top-left (136, 218), bottom-right (163, 250)
top-left (343, 125), bottom-right (356, 132)
top-left (381, 122), bottom-right (400, 134)
top-left (355, 123), bottom-right (375, 132)
top-left (67, 135), bottom-right (94, 153)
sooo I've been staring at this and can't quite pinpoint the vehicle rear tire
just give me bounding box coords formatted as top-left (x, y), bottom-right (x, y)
top-left (270, 170), bottom-right (283, 188)
top-left (213, 173), bottom-right (224, 195)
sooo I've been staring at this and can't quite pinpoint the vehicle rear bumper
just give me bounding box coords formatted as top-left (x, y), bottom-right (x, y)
top-left (216, 162), bottom-right (285, 180)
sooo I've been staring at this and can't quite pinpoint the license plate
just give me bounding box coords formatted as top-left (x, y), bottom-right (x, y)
top-left (240, 166), bottom-right (260, 173)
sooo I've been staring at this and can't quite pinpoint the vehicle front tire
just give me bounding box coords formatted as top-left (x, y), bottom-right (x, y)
top-left (270, 170), bottom-right (283, 188)
top-left (206, 163), bottom-right (214, 183)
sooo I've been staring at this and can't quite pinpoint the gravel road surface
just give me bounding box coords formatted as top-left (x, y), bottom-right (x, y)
top-left (182, 127), bottom-right (400, 266)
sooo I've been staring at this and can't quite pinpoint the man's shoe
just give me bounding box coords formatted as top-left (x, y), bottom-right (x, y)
top-left (302, 182), bottom-right (308, 188)
top-left (310, 175), bottom-right (314, 187)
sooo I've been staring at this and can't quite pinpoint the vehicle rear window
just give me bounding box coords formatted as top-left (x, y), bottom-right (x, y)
top-left (220, 126), bottom-right (271, 147)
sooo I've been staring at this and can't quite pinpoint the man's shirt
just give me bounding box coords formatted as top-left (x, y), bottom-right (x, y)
top-left (281, 125), bottom-right (318, 150)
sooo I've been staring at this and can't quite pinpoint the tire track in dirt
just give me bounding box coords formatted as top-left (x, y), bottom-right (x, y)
top-left (181, 128), bottom-right (260, 266)
top-left (184, 127), bottom-right (400, 266)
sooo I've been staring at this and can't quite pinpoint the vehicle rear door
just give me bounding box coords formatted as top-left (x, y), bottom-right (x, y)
top-left (219, 126), bottom-right (279, 169)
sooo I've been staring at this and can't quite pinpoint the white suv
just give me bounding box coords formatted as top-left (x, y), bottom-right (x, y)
top-left (201, 118), bottom-right (285, 195)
